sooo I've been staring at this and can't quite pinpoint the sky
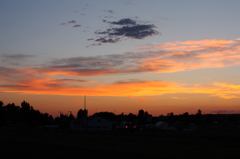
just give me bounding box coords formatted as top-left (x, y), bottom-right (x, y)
top-left (1, 0), bottom-right (240, 117)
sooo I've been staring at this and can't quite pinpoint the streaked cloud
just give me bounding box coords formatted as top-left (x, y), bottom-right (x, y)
top-left (1, 68), bottom-right (240, 99)
top-left (103, 10), bottom-right (114, 14)
top-left (171, 97), bottom-right (186, 100)
top-left (41, 38), bottom-right (240, 76)
top-left (68, 20), bottom-right (76, 24)
top-left (1, 54), bottom-right (35, 59)
top-left (1, 38), bottom-right (240, 99)
top-left (73, 24), bottom-right (81, 28)
top-left (2, 39), bottom-right (240, 77)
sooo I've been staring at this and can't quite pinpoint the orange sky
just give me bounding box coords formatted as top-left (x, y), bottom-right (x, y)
top-left (0, 39), bottom-right (240, 116)
top-left (1, 38), bottom-right (240, 117)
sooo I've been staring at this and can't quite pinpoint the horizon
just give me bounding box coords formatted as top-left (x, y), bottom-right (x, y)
top-left (1, 0), bottom-right (240, 118)
top-left (1, 99), bottom-right (239, 118)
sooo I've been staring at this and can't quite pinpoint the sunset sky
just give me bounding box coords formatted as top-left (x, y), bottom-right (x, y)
top-left (1, 0), bottom-right (240, 117)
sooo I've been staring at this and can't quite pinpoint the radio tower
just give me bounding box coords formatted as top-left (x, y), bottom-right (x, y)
top-left (84, 95), bottom-right (86, 110)
top-left (83, 95), bottom-right (88, 117)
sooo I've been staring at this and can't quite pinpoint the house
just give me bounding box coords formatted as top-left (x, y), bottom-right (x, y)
top-left (87, 116), bottom-right (112, 131)
top-left (71, 116), bottom-right (112, 131)
top-left (71, 117), bottom-right (88, 130)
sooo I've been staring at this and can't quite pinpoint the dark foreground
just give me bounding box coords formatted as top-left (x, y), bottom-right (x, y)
top-left (0, 129), bottom-right (240, 159)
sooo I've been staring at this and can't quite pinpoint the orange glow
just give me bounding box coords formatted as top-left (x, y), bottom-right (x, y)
top-left (214, 82), bottom-right (240, 89)
top-left (1, 38), bottom-right (240, 117)
top-left (43, 69), bottom-right (120, 77)
top-left (1, 76), bottom-right (240, 100)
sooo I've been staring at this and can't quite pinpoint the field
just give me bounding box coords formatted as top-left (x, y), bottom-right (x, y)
top-left (0, 129), bottom-right (240, 159)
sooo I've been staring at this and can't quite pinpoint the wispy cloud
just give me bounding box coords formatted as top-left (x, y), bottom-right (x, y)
top-left (45, 38), bottom-right (240, 76)
top-left (103, 10), bottom-right (114, 14)
top-left (1, 54), bottom-right (35, 59)
top-left (1, 66), bottom-right (240, 99)
top-left (73, 24), bottom-right (81, 28)
top-left (172, 97), bottom-right (186, 100)
top-left (1, 38), bottom-right (240, 98)
top-left (2, 38), bottom-right (240, 77)
top-left (68, 98), bottom-right (83, 103)
top-left (2, 38), bottom-right (240, 78)
top-left (68, 20), bottom-right (76, 24)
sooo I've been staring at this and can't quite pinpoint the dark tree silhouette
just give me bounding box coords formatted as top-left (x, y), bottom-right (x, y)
top-left (127, 113), bottom-right (137, 122)
top-left (0, 101), bottom-right (55, 128)
top-left (195, 109), bottom-right (202, 124)
top-left (137, 109), bottom-right (148, 124)
top-left (77, 109), bottom-right (88, 118)
top-left (167, 112), bottom-right (175, 123)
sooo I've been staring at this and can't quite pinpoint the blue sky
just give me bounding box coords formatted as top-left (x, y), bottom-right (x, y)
top-left (1, 0), bottom-right (240, 117)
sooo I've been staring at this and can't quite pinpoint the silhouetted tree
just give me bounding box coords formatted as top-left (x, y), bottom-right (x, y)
top-left (4, 103), bottom-right (20, 123)
top-left (195, 109), bottom-right (202, 124)
top-left (77, 109), bottom-right (88, 118)
top-left (0, 101), bottom-right (56, 127)
top-left (127, 113), bottom-right (137, 122)
top-left (21, 100), bottom-right (30, 112)
top-left (137, 109), bottom-right (148, 124)
top-left (167, 112), bottom-right (175, 123)
top-left (68, 113), bottom-right (75, 123)
top-left (0, 101), bottom-right (4, 127)
top-left (180, 112), bottom-right (193, 125)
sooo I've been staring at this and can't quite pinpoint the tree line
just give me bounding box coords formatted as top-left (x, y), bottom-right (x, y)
top-left (0, 100), bottom-right (239, 129)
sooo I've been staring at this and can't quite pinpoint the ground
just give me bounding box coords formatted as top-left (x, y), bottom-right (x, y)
top-left (0, 129), bottom-right (240, 159)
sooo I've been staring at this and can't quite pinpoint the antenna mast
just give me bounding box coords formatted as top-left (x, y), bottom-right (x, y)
top-left (84, 95), bottom-right (86, 110)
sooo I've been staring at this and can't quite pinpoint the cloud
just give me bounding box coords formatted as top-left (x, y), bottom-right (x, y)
top-left (21, 38), bottom-right (240, 78)
top-left (1, 38), bottom-right (240, 98)
top-left (109, 18), bottom-right (136, 25)
top-left (103, 10), bottom-right (114, 14)
top-left (2, 71), bottom-right (240, 99)
top-left (91, 18), bottom-right (159, 44)
top-left (68, 98), bottom-right (83, 103)
top-left (1, 65), bottom-right (240, 99)
top-left (68, 20), bottom-right (76, 23)
top-left (1, 38), bottom-right (237, 79)
top-left (171, 97), bottom-right (186, 99)
top-left (73, 24), bottom-right (81, 28)
top-left (1, 54), bottom-right (35, 59)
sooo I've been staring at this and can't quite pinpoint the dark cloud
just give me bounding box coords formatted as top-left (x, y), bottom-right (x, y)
top-left (0, 84), bottom-right (28, 88)
top-left (87, 38), bottom-right (94, 41)
top-left (90, 18), bottom-right (159, 45)
top-left (53, 79), bottom-right (90, 83)
top-left (42, 51), bottom-right (159, 77)
top-left (0, 66), bottom-right (17, 75)
top-left (2, 54), bottom-right (35, 59)
top-left (109, 18), bottom-right (136, 25)
top-left (95, 37), bottom-right (120, 43)
top-left (68, 20), bottom-right (76, 23)
top-left (73, 24), bottom-right (81, 28)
